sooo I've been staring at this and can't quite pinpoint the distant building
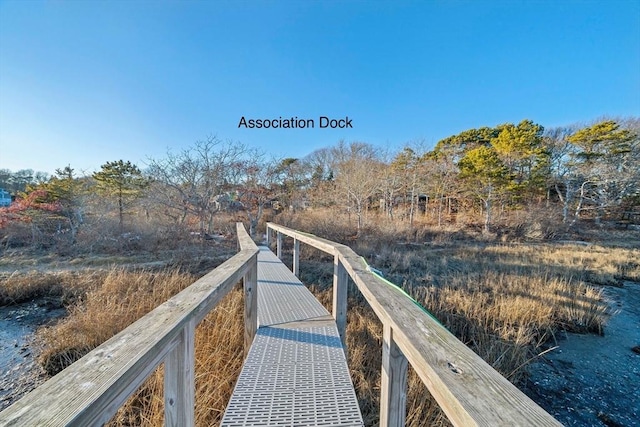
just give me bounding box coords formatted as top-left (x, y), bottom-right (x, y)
top-left (0, 188), bottom-right (11, 207)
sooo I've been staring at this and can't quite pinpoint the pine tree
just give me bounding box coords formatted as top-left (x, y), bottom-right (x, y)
top-left (458, 145), bottom-right (510, 232)
top-left (93, 160), bottom-right (149, 229)
top-left (41, 165), bottom-right (86, 240)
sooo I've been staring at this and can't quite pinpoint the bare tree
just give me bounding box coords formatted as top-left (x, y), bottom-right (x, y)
top-left (388, 145), bottom-right (429, 226)
top-left (379, 152), bottom-right (403, 220)
top-left (422, 149), bottom-right (460, 227)
top-left (147, 136), bottom-right (249, 234)
top-left (331, 141), bottom-right (381, 234)
top-left (567, 120), bottom-right (638, 225)
top-left (544, 126), bottom-right (578, 223)
top-left (302, 148), bottom-right (336, 208)
top-left (237, 157), bottom-right (281, 236)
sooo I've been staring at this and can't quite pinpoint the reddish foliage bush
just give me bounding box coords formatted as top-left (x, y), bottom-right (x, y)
top-left (0, 190), bottom-right (62, 228)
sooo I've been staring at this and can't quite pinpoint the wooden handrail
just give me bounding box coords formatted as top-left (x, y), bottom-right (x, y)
top-left (0, 223), bottom-right (259, 427)
top-left (266, 222), bottom-right (561, 427)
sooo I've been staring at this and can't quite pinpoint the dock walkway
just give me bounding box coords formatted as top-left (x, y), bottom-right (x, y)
top-left (221, 246), bottom-right (364, 426)
top-left (0, 223), bottom-right (561, 427)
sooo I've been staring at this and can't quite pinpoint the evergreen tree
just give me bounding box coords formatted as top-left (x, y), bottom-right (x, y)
top-left (40, 165), bottom-right (86, 240)
top-left (491, 120), bottom-right (549, 201)
top-left (93, 160), bottom-right (149, 229)
top-left (458, 145), bottom-right (510, 232)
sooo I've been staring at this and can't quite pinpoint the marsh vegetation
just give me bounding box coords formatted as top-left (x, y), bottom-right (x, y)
top-left (1, 210), bottom-right (638, 426)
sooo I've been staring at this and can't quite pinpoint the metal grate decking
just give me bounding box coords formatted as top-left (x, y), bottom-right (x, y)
top-left (255, 247), bottom-right (329, 327)
top-left (221, 247), bottom-right (364, 426)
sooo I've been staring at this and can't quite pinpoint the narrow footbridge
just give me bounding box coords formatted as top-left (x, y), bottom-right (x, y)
top-left (220, 246), bottom-right (362, 426)
top-left (0, 223), bottom-right (561, 427)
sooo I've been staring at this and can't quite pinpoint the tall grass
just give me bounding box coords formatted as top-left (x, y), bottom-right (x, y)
top-left (285, 212), bottom-right (630, 426)
top-left (33, 267), bottom-right (245, 426)
top-left (16, 211), bottom-right (637, 426)
top-left (0, 270), bottom-right (103, 307)
top-left (36, 269), bottom-right (197, 376)
top-left (107, 289), bottom-right (244, 427)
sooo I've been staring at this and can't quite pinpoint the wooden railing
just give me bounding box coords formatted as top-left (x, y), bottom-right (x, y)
top-left (266, 223), bottom-right (561, 427)
top-left (0, 223), bottom-right (259, 427)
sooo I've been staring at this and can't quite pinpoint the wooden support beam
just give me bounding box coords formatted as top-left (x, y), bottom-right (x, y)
top-left (165, 320), bottom-right (196, 427)
top-left (380, 323), bottom-right (408, 427)
top-left (244, 253), bottom-right (258, 356)
top-left (333, 255), bottom-right (348, 350)
top-left (276, 232), bottom-right (283, 259)
top-left (293, 238), bottom-right (300, 277)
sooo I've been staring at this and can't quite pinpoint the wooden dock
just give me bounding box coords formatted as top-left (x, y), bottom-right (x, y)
top-left (0, 222), bottom-right (562, 427)
top-left (221, 247), bottom-right (363, 426)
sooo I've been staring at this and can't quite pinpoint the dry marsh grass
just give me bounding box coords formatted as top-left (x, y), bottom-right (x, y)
top-left (0, 270), bottom-right (103, 307)
top-left (33, 267), bottom-right (245, 427)
top-left (11, 212), bottom-right (636, 426)
top-left (107, 289), bottom-right (244, 427)
top-left (36, 269), bottom-right (196, 376)
top-left (282, 212), bottom-right (635, 425)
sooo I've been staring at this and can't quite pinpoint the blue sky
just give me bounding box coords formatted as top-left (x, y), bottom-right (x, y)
top-left (1, 0), bottom-right (639, 175)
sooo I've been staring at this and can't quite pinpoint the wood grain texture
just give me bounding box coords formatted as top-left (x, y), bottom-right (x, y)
top-left (332, 255), bottom-right (348, 350)
top-left (237, 222), bottom-right (258, 251)
top-left (276, 231), bottom-right (283, 259)
top-left (0, 225), bottom-right (259, 427)
top-left (237, 223), bottom-right (259, 356)
top-left (243, 261), bottom-right (258, 356)
top-left (293, 238), bottom-right (300, 277)
top-left (164, 319), bottom-right (196, 427)
top-left (380, 323), bottom-right (408, 427)
top-left (267, 223), bottom-right (342, 255)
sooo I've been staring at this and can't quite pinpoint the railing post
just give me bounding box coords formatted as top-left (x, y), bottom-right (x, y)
top-left (276, 231), bottom-right (283, 259)
top-left (333, 254), bottom-right (348, 349)
top-left (165, 319), bottom-right (196, 427)
top-left (293, 238), bottom-right (300, 277)
top-left (244, 254), bottom-right (258, 356)
top-left (380, 323), bottom-right (408, 427)
top-left (266, 225), bottom-right (271, 246)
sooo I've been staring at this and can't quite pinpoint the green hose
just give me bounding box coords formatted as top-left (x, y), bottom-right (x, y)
top-left (360, 257), bottom-right (444, 327)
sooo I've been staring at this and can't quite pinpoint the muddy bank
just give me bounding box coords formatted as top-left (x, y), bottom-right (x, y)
top-left (0, 300), bottom-right (66, 411)
top-left (526, 282), bottom-right (640, 427)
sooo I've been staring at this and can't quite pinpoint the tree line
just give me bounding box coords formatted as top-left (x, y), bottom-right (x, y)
top-left (296, 117), bottom-right (639, 233)
top-left (1, 117), bottom-right (638, 249)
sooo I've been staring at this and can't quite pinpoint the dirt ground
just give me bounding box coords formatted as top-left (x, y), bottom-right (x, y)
top-left (525, 281), bottom-right (640, 427)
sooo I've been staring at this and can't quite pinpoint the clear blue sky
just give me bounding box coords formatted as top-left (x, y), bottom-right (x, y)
top-left (1, 0), bottom-right (639, 175)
